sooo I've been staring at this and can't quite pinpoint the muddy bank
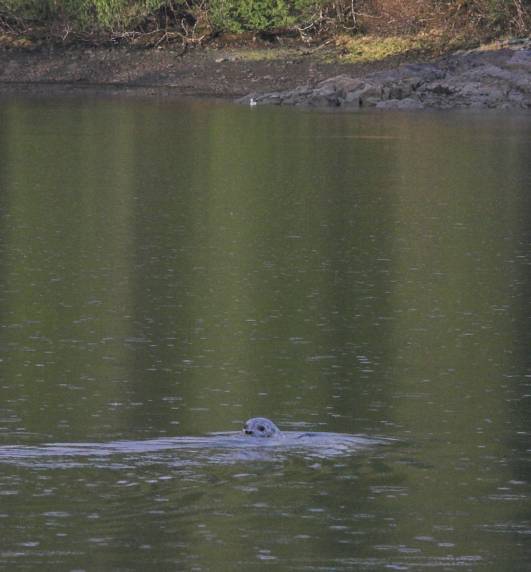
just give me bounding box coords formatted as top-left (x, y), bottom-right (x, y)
top-left (239, 40), bottom-right (531, 110)
top-left (1, 40), bottom-right (529, 110)
top-left (0, 45), bottom-right (400, 99)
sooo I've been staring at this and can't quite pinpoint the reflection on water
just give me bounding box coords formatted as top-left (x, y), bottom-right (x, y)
top-left (0, 97), bottom-right (530, 569)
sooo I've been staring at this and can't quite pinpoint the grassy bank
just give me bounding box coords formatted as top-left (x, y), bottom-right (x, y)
top-left (0, 0), bottom-right (529, 50)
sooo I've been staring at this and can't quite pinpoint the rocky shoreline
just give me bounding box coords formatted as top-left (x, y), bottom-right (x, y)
top-left (239, 41), bottom-right (531, 111)
top-left (0, 40), bottom-right (529, 111)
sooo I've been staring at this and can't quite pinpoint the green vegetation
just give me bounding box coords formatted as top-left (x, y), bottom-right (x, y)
top-left (332, 27), bottom-right (503, 64)
top-left (334, 34), bottom-right (432, 64)
top-left (0, 0), bottom-right (528, 46)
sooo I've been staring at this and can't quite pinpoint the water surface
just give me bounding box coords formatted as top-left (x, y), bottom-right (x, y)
top-left (0, 97), bottom-right (530, 570)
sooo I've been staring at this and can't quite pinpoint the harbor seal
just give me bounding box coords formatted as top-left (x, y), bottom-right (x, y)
top-left (243, 417), bottom-right (281, 438)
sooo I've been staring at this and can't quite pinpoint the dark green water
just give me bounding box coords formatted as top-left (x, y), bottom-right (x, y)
top-left (0, 97), bottom-right (530, 570)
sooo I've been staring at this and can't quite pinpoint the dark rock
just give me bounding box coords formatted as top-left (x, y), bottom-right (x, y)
top-left (506, 49), bottom-right (531, 71)
top-left (398, 63), bottom-right (446, 81)
top-left (238, 42), bottom-right (531, 111)
top-left (376, 97), bottom-right (424, 110)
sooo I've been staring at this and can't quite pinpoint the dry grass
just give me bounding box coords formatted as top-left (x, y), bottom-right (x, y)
top-left (331, 29), bottom-right (483, 63)
top-left (354, 0), bottom-right (530, 38)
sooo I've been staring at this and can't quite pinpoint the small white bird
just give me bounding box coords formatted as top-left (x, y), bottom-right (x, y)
top-left (249, 98), bottom-right (257, 107)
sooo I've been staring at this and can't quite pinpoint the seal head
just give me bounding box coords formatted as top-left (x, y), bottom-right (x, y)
top-left (243, 417), bottom-right (281, 438)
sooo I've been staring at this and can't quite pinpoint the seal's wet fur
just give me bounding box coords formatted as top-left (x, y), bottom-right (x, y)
top-left (243, 417), bottom-right (281, 438)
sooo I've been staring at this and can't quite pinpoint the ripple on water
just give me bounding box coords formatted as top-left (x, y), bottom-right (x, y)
top-left (0, 432), bottom-right (389, 469)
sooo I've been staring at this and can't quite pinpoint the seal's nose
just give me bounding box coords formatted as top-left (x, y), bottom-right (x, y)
top-left (244, 429), bottom-right (253, 435)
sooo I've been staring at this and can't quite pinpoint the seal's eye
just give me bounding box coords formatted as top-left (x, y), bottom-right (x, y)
top-left (257, 425), bottom-right (265, 432)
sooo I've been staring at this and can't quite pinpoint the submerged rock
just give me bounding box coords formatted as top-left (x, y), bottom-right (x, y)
top-left (239, 42), bottom-right (531, 111)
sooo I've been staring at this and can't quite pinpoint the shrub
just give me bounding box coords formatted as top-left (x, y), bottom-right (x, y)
top-left (0, 0), bottom-right (528, 40)
top-left (0, 0), bottom-right (172, 31)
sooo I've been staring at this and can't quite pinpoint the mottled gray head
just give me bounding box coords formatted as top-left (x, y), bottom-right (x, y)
top-left (243, 417), bottom-right (281, 438)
